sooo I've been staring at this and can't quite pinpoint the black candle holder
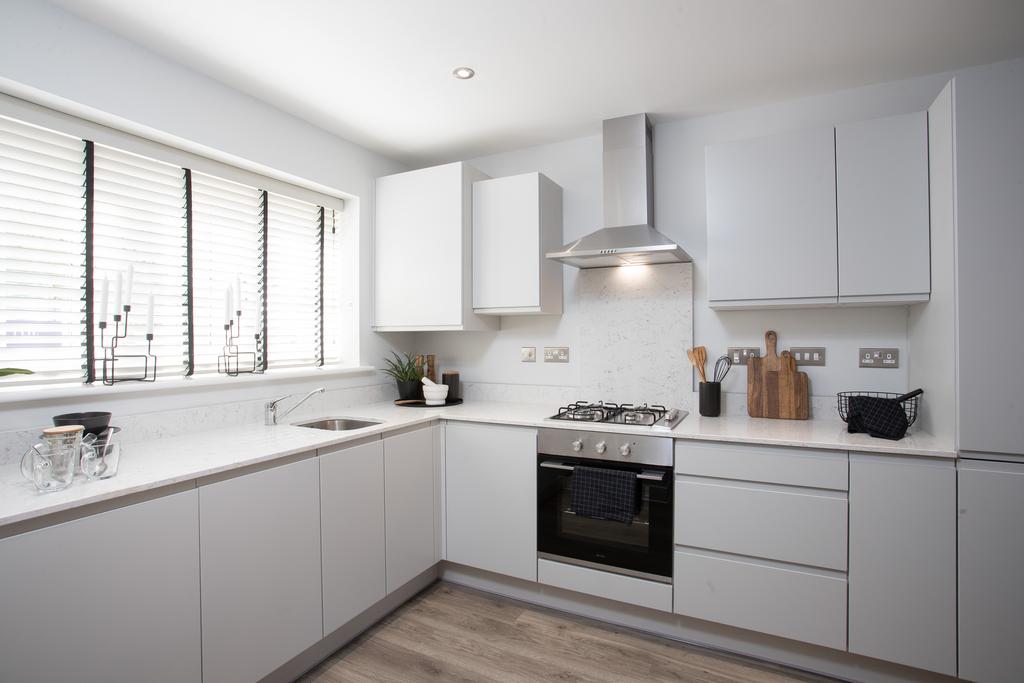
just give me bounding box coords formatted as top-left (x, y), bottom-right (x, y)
top-left (218, 310), bottom-right (263, 376)
top-left (98, 305), bottom-right (157, 385)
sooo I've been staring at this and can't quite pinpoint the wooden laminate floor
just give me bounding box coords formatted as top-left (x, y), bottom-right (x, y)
top-left (298, 583), bottom-right (834, 683)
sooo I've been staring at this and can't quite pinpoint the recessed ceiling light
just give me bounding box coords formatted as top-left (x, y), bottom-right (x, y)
top-left (452, 66), bottom-right (475, 80)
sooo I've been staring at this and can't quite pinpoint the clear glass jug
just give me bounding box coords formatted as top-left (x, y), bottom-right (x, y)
top-left (21, 425), bottom-right (95, 493)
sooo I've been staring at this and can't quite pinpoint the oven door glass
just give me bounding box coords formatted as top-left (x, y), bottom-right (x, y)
top-left (537, 454), bottom-right (673, 580)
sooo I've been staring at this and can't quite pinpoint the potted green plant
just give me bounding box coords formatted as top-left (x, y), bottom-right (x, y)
top-left (0, 368), bottom-right (32, 378)
top-left (382, 352), bottom-right (422, 400)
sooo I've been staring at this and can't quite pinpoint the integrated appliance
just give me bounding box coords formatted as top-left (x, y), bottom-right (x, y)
top-left (546, 113), bottom-right (693, 268)
top-left (548, 400), bottom-right (687, 431)
top-left (537, 424), bottom-right (675, 583)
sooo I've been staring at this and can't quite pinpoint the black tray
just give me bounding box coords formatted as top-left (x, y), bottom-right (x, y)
top-left (394, 398), bottom-right (463, 407)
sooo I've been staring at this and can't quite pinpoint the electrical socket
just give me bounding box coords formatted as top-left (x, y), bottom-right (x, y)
top-left (520, 347), bottom-right (536, 362)
top-left (788, 347), bottom-right (827, 366)
top-left (859, 347), bottom-right (900, 368)
top-left (726, 347), bottom-right (761, 366)
top-left (544, 347), bottom-right (570, 363)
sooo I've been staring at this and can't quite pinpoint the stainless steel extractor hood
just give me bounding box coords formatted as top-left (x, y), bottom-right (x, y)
top-left (547, 113), bottom-right (692, 268)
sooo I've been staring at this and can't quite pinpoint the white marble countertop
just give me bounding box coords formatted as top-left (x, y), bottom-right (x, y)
top-left (0, 400), bottom-right (955, 529)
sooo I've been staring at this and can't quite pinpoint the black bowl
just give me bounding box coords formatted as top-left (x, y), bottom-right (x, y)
top-left (53, 411), bottom-right (112, 436)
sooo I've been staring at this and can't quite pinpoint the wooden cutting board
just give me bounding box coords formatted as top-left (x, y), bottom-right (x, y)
top-left (747, 330), bottom-right (809, 420)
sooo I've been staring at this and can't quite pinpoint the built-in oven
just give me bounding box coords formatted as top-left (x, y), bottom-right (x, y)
top-left (537, 428), bottom-right (674, 583)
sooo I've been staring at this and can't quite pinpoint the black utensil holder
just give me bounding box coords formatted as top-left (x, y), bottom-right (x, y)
top-left (699, 382), bottom-right (721, 417)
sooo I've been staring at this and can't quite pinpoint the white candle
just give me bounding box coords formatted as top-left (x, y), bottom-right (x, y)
top-left (236, 275), bottom-right (242, 312)
top-left (98, 276), bottom-right (109, 322)
top-left (224, 286), bottom-right (232, 324)
top-left (113, 271), bottom-right (123, 314)
top-left (146, 293), bottom-right (154, 334)
top-left (125, 264), bottom-right (134, 309)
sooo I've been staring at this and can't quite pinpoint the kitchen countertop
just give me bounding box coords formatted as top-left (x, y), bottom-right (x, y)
top-left (0, 400), bottom-right (955, 530)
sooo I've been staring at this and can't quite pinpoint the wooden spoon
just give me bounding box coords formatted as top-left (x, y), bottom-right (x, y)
top-left (694, 346), bottom-right (708, 383)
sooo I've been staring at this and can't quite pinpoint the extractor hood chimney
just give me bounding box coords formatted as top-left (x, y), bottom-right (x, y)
top-left (546, 113), bottom-right (692, 268)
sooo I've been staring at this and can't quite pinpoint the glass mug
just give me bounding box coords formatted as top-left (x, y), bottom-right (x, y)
top-left (21, 425), bottom-right (96, 493)
top-left (80, 427), bottom-right (121, 480)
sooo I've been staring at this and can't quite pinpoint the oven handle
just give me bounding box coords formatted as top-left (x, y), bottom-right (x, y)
top-left (539, 460), bottom-right (665, 481)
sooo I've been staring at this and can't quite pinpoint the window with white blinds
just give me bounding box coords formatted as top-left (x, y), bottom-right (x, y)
top-left (91, 144), bottom-right (188, 379)
top-left (0, 116), bottom-right (87, 384)
top-left (191, 172), bottom-right (264, 374)
top-left (0, 109), bottom-right (351, 387)
top-left (266, 192), bottom-right (322, 370)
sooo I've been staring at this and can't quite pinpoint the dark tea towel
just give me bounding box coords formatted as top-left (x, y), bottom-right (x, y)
top-left (847, 395), bottom-right (911, 440)
top-left (570, 465), bottom-right (636, 523)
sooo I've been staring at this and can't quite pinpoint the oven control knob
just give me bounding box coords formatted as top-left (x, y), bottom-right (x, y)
top-left (571, 439), bottom-right (583, 452)
top-left (619, 443), bottom-right (632, 457)
top-left (594, 441), bottom-right (607, 454)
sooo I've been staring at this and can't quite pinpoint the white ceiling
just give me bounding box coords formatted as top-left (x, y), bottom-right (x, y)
top-left (53, 0), bottom-right (1024, 165)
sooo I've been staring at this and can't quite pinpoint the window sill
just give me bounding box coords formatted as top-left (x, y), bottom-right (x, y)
top-left (0, 366), bottom-right (378, 407)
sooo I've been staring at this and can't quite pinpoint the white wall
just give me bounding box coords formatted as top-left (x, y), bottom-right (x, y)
top-left (417, 69), bottom-right (955, 409)
top-left (908, 81), bottom-right (957, 445)
top-left (0, 0), bottom-right (409, 433)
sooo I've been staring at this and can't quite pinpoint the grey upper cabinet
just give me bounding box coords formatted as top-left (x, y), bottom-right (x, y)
top-left (199, 457), bottom-right (323, 683)
top-left (706, 126), bottom-right (839, 308)
top-left (384, 425), bottom-right (438, 593)
top-left (836, 111), bottom-right (930, 303)
top-left (848, 454), bottom-right (956, 676)
top-left (445, 422), bottom-right (538, 581)
top-left (472, 172), bottom-right (563, 315)
top-left (0, 490), bottom-right (202, 683)
top-left (320, 439), bottom-right (386, 635)
top-left (958, 459), bottom-right (1024, 683)
top-left (707, 114), bottom-right (932, 309)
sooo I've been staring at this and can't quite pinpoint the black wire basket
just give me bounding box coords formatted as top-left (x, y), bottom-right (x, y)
top-left (837, 391), bottom-right (920, 426)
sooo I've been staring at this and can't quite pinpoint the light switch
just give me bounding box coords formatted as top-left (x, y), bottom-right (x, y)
top-left (520, 347), bottom-right (536, 362)
top-left (543, 347), bottom-right (569, 363)
top-left (789, 347), bottom-right (826, 366)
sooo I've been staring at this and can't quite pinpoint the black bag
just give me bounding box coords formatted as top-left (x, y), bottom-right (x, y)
top-left (846, 389), bottom-right (923, 441)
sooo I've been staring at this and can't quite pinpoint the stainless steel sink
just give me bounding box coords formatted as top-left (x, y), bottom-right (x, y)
top-left (295, 418), bottom-right (382, 431)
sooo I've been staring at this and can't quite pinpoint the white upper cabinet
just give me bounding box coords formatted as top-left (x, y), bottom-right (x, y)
top-left (473, 172), bottom-right (563, 315)
top-left (374, 162), bottom-right (497, 331)
top-left (707, 114), bottom-right (931, 309)
top-left (836, 112), bottom-right (930, 303)
top-left (706, 126), bottom-right (839, 308)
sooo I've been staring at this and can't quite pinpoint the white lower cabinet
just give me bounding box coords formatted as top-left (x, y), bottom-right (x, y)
top-left (199, 457), bottom-right (323, 683)
top-left (320, 439), bottom-right (386, 634)
top-left (445, 422), bottom-right (537, 581)
top-left (384, 425), bottom-right (439, 593)
top-left (0, 490), bottom-right (202, 683)
top-left (674, 476), bottom-right (847, 570)
top-left (673, 549), bottom-right (847, 650)
top-left (958, 459), bottom-right (1024, 683)
top-left (848, 454), bottom-right (956, 676)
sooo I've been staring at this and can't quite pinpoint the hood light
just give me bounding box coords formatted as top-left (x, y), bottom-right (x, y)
top-left (452, 66), bottom-right (475, 80)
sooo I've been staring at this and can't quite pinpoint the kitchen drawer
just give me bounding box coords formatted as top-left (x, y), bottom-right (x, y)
top-left (674, 549), bottom-right (847, 651)
top-left (538, 558), bottom-right (672, 613)
top-left (675, 476), bottom-right (847, 570)
top-left (675, 440), bottom-right (848, 490)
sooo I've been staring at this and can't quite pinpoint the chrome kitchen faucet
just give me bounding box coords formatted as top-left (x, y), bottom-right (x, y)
top-left (265, 387), bottom-right (325, 425)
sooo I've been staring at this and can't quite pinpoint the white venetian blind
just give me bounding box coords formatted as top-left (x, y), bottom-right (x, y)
top-left (190, 171), bottom-right (263, 374)
top-left (0, 115), bottom-right (87, 384)
top-left (266, 192), bottom-right (321, 369)
top-left (91, 144), bottom-right (188, 379)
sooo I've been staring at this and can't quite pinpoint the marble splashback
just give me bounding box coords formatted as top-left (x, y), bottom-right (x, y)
top-left (579, 262), bottom-right (693, 410)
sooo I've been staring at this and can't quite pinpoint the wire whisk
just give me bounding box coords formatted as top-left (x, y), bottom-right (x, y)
top-left (713, 355), bottom-right (732, 383)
